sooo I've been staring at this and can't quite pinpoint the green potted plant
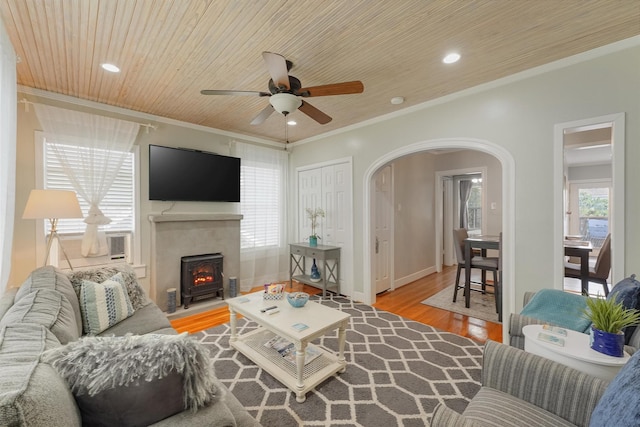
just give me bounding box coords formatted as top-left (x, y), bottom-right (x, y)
top-left (584, 296), bottom-right (640, 357)
top-left (306, 207), bottom-right (325, 247)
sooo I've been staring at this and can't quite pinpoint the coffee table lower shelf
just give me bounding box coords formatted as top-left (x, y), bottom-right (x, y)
top-left (230, 327), bottom-right (345, 402)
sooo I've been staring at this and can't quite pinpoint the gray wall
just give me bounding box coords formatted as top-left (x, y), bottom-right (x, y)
top-left (568, 164), bottom-right (612, 181)
top-left (392, 152), bottom-right (436, 283)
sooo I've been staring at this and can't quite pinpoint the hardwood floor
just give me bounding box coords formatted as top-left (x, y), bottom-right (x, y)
top-left (170, 265), bottom-right (503, 344)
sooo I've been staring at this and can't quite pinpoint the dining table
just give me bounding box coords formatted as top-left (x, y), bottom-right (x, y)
top-left (564, 240), bottom-right (593, 295)
top-left (463, 235), bottom-right (500, 310)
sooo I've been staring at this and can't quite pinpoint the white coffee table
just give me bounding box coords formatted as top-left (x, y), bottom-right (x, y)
top-left (523, 324), bottom-right (629, 381)
top-left (226, 292), bottom-right (350, 402)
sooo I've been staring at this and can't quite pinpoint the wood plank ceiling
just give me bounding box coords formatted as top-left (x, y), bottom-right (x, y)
top-left (2, 0), bottom-right (639, 143)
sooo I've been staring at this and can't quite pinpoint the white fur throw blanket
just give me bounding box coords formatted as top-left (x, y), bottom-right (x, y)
top-left (42, 333), bottom-right (217, 411)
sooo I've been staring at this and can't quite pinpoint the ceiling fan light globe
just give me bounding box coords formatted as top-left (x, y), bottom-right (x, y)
top-left (269, 93), bottom-right (302, 115)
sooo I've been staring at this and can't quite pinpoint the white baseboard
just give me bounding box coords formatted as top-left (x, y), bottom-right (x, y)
top-left (394, 266), bottom-right (436, 289)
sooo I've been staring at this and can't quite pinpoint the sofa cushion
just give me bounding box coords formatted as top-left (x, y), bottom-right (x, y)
top-left (519, 289), bottom-right (591, 332)
top-left (15, 266), bottom-right (83, 335)
top-left (590, 347), bottom-right (640, 427)
top-left (42, 333), bottom-right (218, 427)
top-left (79, 274), bottom-right (135, 335)
top-left (67, 264), bottom-right (149, 311)
top-left (0, 323), bottom-right (81, 427)
top-left (463, 387), bottom-right (576, 427)
top-left (0, 288), bottom-right (81, 344)
top-left (98, 301), bottom-right (174, 336)
top-left (607, 274), bottom-right (640, 344)
top-left (0, 287), bottom-right (18, 320)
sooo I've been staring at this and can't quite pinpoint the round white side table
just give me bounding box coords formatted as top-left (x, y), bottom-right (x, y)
top-left (523, 324), bottom-right (629, 381)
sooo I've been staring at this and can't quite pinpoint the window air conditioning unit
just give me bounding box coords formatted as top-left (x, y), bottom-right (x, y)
top-left (107, 234), bottom-right (131, 262)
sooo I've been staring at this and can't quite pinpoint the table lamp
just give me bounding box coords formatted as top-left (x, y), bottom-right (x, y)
top-left (22, 189), bottom-right (83, 270)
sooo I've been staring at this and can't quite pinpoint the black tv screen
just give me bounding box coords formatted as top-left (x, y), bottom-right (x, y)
top-left (149, 144), bottom-right (241, 202)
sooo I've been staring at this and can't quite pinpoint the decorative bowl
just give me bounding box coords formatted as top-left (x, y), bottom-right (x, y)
top-left (286, 292), bottom-right (309, 308)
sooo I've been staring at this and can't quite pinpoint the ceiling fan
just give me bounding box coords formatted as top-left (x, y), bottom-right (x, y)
top-left (201, 52), bottom-right (364, 125)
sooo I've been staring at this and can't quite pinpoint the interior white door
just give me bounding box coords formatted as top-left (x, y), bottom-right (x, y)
top-left (298, 168), bottom-right (322, 242)
top-left (298, 161), bottom-right (353, 297)
top-left (374, 165), bottom-right (392, 294)
top-left (322, 164), bottom-right (349, 249)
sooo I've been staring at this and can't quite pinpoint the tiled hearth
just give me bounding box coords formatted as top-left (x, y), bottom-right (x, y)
top-left (148, 213), bottom-right (242, 312)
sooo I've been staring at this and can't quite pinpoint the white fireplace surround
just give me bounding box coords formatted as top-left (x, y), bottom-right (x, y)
top-left (148, 213), bottom-right (242, 312)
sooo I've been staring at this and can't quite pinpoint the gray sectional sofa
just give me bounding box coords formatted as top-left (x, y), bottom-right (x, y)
top-left (0, 265), bottom-right (260, 427)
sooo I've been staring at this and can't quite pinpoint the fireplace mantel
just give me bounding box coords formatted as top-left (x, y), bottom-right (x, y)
top-left (148, 213), bottom-right (242, 312)
top-left (148, 213), bottom-right (243, 223)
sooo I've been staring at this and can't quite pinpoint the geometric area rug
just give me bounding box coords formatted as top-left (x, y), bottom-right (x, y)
top-left (421, 285), bottom-right (501, 324)
top-left (195, 296), bottom-right (483, 426)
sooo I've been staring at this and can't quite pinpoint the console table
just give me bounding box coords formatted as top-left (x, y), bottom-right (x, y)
top-left (289, 243), bottom-right (340, 297)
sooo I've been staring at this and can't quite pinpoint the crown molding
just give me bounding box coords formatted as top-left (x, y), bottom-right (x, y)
top-left (16, 85), bottom-right (282, 148)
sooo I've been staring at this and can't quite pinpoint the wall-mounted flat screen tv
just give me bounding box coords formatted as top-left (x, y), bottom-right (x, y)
top-left (149, 144), bottom-right (241, 202)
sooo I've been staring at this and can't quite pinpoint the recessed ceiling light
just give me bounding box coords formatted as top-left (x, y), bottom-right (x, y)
top-left (442, 53), bottom-right (461, 64)
top-left (390, 96), bottom-right (405, 105)
top-left (101, 63), bottom-right (120, 73)
top-left (287, 120), bottom-right (297, 126)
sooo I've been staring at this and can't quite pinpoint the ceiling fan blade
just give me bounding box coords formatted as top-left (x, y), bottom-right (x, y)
top-left (262, 52), bottom-right (290, 90)
top-left (299, 101), bottom-right (332, 124)
top-left (299, 80), bottom-right (364, 97)
top-left (201, 89), bottom-right (270, 96)
top-left (250, 104), bottom-right (275, 125)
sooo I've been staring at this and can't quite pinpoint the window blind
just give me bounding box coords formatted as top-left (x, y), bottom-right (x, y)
top-left (44, 140), bottom-right (135, 235)
top-left (240, 162), bottom-right (281, 249)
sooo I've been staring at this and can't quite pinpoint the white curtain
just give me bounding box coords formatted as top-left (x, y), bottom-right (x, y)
top-left (0, 19), bottom-right (16, 292)
top-left (33, 104), bottom-right (139, 257)
top-left (233, 142), bottom-right (288, 291)
top-left (459, 179), bottom-right (473, 229)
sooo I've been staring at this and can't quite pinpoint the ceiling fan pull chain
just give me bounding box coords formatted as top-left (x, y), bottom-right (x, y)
top-left (284, 114), bottom-right (289, 146)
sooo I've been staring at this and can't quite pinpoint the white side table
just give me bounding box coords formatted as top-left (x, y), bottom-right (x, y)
top-left (523, 324), bottom-right (629, 381)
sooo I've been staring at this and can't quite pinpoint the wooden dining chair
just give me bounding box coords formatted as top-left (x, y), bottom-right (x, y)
top-left (452, 228), bottom-right (499, 304)
top-left (564, 233), bottom-right (611, 296)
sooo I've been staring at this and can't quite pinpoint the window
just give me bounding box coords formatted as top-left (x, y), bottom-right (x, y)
top-left (456, 174), bottom-right (483, 235)
top-left (43, 138), bottom-right (135, 236)
top-left (467, 178), bottom-right (483, 234)
top-left (240, 159), bottom-right (282, 249)
top-left (568, 181), bottom-right (610, 252)
top-left (233, 142), bottom-right (287, 251)
top-left (0, 19), bottom-right (17, 291)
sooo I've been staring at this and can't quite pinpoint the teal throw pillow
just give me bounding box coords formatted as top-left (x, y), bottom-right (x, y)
top-left (79, 273), bottom-right (134, 335)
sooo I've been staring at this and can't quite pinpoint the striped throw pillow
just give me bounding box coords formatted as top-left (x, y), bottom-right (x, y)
top-left (80, 273), bottom-right (134, 335)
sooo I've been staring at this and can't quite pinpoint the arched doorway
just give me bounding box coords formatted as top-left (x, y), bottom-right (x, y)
top-left (362, 138), bottom-right (515, 342)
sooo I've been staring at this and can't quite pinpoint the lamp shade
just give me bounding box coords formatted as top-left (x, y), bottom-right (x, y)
top-left (22, 189), bottom-right (83, 219)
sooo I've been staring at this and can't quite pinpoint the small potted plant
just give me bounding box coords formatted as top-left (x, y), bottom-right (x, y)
top-left (306, 207), bottom-right (325, 247)
top-left (584, 296), bottom-right (640, 357)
